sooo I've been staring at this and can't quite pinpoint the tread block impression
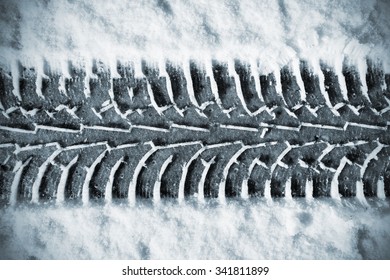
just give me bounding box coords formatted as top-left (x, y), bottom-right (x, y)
top-left (1, 57), bottom-right (390, 205)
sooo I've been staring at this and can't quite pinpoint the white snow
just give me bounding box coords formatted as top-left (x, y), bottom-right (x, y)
top-left (1, 199), bottom-right (389, 259)
top-left (0, 0), bottom-right (389, 260)
top-left (1, 0), bottom-right (389, 72)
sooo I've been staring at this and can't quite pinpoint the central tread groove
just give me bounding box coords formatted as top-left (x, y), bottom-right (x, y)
top-left (1, 57), bottom-right (389, 205)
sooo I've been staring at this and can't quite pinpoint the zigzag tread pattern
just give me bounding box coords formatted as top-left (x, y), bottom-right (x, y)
top-left (1, 58), bottom-right (390, 205)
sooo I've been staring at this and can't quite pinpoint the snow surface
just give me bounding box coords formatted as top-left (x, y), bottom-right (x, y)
top-left (0, 0), bottom-right (390, 259)
top-left (1, 199), bottom-right (390, 259)
top-left (0, 0), bottom-right (389, 70)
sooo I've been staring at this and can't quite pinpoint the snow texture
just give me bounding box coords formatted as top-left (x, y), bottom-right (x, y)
top-left (0, 0), bottom-right (390, 260)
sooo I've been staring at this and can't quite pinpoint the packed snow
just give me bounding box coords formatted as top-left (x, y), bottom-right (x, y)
top-left (0, 0), bottom-right (390, 259)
